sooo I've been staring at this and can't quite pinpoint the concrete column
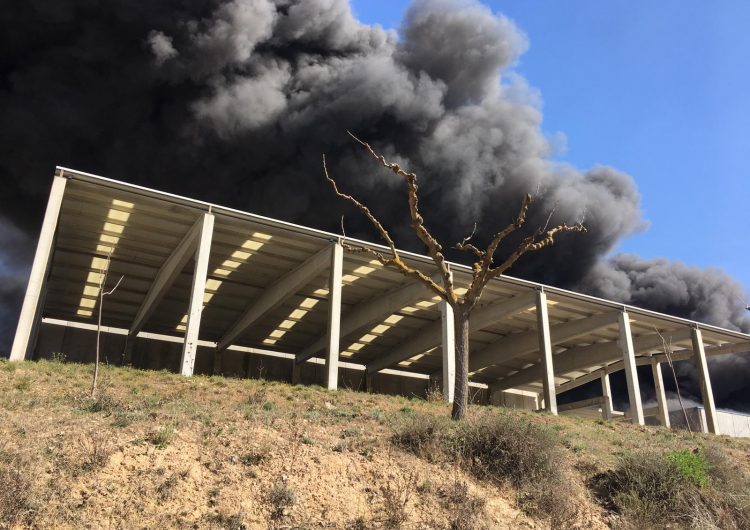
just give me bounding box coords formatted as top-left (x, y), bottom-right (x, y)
top-left (439, 273), bottom-right (455, 403)
top-left (536, 290), bottom-right (557, 415)
top-left (10, 175), bottom-right (67, 361)
top-left (600, 371), bottom-right (614, 421)
top-left (618, 311), bottom-right (645, 425)
top-left (291, 359), bottom-right (302, 385)
top-left (212, 349), bottom-right (222, 376)
top-left (180, 213), bottom-right (214, 376)
top-left (324, 242), bottom-right (343, 390)
top-left (651, 360), bottom-right (670, 428)
top-left (364, 373), bottom-right (374, 393)
top-left (691, 327), bottom-right (719, 434)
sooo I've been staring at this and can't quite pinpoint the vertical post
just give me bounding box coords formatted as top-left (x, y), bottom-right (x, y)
top-left (11, 175), bottom-right (67, 361)
top-left (618, 311), bottom-right (645, 425)
top-left (364, 373), bottom-right (374, 393)
top-left (600, 371), bottom-right (614, 421)
top-left (536, 290), bottom-right (557, 415)
top-left (651, 360), bottom-right (670, 428)
top-left (325, 242), bottom-right (343, 390)
top-left (180, 213), bottom-right (214, 377)
top-left (439, 272), bottom-right (455, 403)
top-left (291, 359), bottom-right (301, 385)
top-left (691, 327), bottom-right (719, 434)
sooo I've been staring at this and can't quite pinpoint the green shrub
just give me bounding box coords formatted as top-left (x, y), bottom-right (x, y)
top-left (666, 449), bottom-right (709, 488)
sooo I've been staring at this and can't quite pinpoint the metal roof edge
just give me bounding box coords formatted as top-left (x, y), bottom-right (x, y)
top-left (55, 166), bottom-right (750, 344)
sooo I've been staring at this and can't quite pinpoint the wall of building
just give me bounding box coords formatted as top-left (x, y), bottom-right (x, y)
top-left (32, 322), bottom-right (492, 404)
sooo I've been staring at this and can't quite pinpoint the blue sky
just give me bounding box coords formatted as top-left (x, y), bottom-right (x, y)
top-left (352, 0), bottom-right (749, 292)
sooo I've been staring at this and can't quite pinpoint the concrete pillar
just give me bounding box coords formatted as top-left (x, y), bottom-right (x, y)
top-left (618, 311), bottom-right (645, 425)
top-left (324, 242), bottom-right (343, 390)
top-left (291, 359), bottom-right (302, 385)
top-left (651, 360), bottom-right (670, 428)
top-left (439, 272), bottom-right (455, 403)
top-left (691, 327), bottom-right (719, 434)
top-left (364, 373), bottom-right (374, 393)
top-left (535, 290), bottom-right (557, 415)
top-left (600, 371), bottom-right (614, 421)
top-left (10, 175), bottom-right (67, 361)
top-left (212, 349), bottom-right (222, 376)
top-left (180, 213), bottom-right (214, 376)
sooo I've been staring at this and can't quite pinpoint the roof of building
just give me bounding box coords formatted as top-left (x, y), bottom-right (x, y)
top-left (43, 166), bottom-right (750, 394)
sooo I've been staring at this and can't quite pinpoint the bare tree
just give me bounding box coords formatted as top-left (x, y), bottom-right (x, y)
top-left (91, 250), bottom-right (123, 399)
top-left (324, 132), bottom-right (586, 420)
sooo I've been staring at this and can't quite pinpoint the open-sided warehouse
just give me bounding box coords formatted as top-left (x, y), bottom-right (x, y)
top-left (10, 167), bottom-right (750, 434)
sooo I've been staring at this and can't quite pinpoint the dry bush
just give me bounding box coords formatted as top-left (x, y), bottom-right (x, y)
top-left (593, 446), bottom-right (750, 529)
top-left (391, 414), bottom-right (449, 463)
top-left (393, 412), bottom-right (581, 527)
top-left (266, 481), bottom-right (296, 521)
top-left (78, 432), bottom-right (114, 471)
top-left (452, 415), bottom-right (580, 527)
top-left (435, 480), bottom-right (488, 530)
top-left (0, 450), bottom-right (37, 528)
top-left (374, 472), bottom-right (417, 530)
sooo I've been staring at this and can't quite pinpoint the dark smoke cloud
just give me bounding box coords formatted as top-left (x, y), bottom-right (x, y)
top-left (0, 0), bottom-right (747, 408)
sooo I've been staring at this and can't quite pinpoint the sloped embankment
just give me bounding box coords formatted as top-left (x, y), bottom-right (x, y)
top-left (0, 359), bottom-right (748, 529)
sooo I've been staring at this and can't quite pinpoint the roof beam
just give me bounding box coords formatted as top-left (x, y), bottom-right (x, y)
top-left (217, 244), bottom-right (331, 351)
top-left (295, 277), bottom-right (432, 364)
top-left (469, 310), bottom-right (619, 373)
top-left (129, 215), bottom-right (204, 337)
top-left (367, 291), bottom-right (536, 374)
top-left (492, 327), bottom-right (692, 392)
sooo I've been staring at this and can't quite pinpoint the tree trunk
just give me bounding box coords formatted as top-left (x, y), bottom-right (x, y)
top-left (91, 291), bottom-right (102, 398)
top-left (451, 308), bottom-right (470, 420)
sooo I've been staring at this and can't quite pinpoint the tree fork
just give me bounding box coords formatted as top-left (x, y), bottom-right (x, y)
top-left (324, 132), bottom-right (585, 420)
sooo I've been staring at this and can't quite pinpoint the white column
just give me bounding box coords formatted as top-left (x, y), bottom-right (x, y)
top-left (691, 327), bottom-right (719, 434)
top-left (439, 272), bottom-right (455, 403)
top-left (180, 213), bottom-right (214, 376)
top-left (325, 242), bottom-right (343, 390)
top-left (10, 175), bottom-right (67, 361)
top-left (536, 290), bottom-right (557, 415)
top-left (618, 311), bottom-right (645, 425)
top-left (600, 371), bottom-right (614, 421)
top-left (652, 360), bottom-right (670, 428)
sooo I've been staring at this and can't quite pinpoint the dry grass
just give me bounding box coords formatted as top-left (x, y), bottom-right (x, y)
top-left (1, 358), bottom-right (749, 529)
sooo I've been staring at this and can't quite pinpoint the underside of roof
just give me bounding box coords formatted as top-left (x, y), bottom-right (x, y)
top-left (40, 167), bottom-right (750, 394)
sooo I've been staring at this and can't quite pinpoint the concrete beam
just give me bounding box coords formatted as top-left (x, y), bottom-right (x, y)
top-left (325, 242), bottom-right (343, 390)
top-left (601, 371), bottom-right (613, 420)
top-left (492, 326), bottom-right (692, 392)
top-left (439, 273), bottom-right (455, 403)
top-left (11, 175), bottom-right (67, 361)
top-left (217, 244), bottom-right (332, 352)
top-left (180, 213), bottom-right (214, 376)
top-left (619, 311), bottom-right (645, 425)
top-left (469, 310), bottom-right (619, 373)
top-left (295, 277), bottom-right (432, 364)
top-left (692, 328), bottom-right (719, 434)
top-left (130, 215), bottom-right (205, 337)
top-left (557, 396), bottom-right (604, 414)
top-left (536, 291), bottom-right (557, 415)
top-left (367, 291), bottom-right (536, 374)
top-left (652, 360), bottom-right (670, 428)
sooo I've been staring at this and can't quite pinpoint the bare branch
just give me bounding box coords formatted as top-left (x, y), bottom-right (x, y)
top-left (347, 131), bottom-right (454, 299)
top-left (485, 222), bottom-right (586, 285)
top-left (104, 275), bottom-right (124, 296)
top-left (323, 154), bottom-right (447, 300)
top-left (454, 222), bottom-right (484, 259)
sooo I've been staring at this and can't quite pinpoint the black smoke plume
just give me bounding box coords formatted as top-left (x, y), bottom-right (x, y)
top-left (1, 0), bottom-right (747, 407)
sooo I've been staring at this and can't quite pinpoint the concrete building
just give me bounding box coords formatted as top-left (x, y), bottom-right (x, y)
top-left (10, 168), bottom-right (750, 434)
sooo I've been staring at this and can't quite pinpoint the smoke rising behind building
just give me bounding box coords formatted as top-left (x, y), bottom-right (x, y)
top-left (1, 0), bottom-right (747, 406)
